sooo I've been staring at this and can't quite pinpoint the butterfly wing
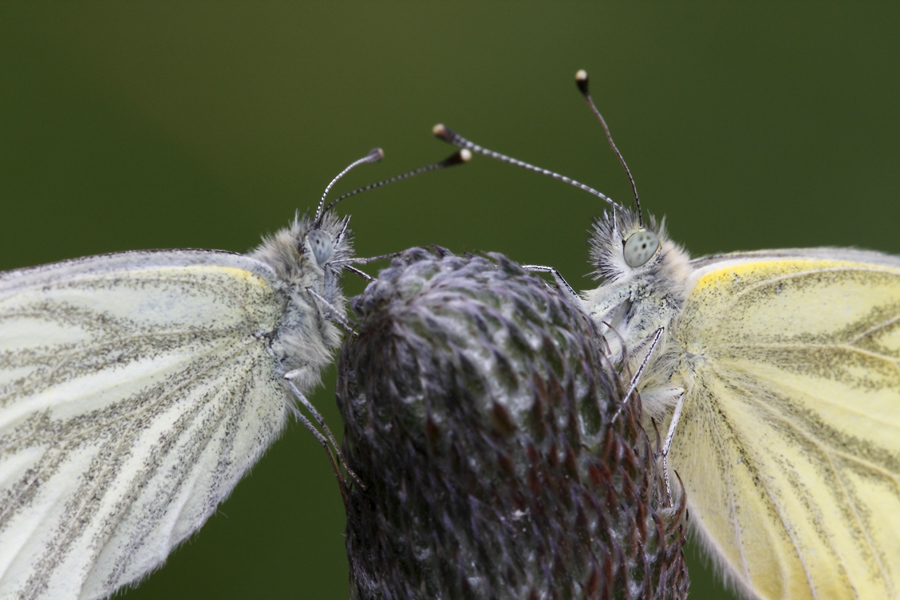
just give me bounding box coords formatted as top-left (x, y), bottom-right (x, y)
top-left (670, 248), bottom-right (900, 599)
top-left (0, 250), bottom-right (291, 600)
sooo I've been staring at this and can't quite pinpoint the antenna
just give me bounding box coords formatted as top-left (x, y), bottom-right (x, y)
top-left (323, 149), bottom-right (471, 215)
top-left (575, 69), bottom-right (643, 227)
top-left (314, 148), bottom-right (384, 225)
top-left (432, 125), bottom-right (622, 211)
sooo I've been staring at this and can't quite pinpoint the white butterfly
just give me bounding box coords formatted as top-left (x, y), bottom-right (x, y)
top-left (0, 150), bottom-right (381, 600)
top-left (435, 70), bottom-right (900, 599)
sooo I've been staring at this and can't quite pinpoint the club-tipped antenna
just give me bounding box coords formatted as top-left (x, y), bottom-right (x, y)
top-left (432, 124), bottom-right (622, 211)
top-left (575, 69), bottom-right (643, 227)
top-left (323, 149), bottom-right (471, 214)
top-left (314, 148), bottom-right (384, 224)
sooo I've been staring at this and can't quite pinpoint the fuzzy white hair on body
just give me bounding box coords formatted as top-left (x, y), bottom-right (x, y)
top-left (582, 206), bottom-right (692, 418)
top-left (252, 210), bottom-right (352, 391)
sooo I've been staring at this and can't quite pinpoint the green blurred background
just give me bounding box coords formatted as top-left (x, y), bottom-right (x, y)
top-left (2, 4), bottom-right (898, 599)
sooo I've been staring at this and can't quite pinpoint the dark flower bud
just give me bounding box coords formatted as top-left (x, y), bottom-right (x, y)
top-left (338, 248), bottom-right (688, 599)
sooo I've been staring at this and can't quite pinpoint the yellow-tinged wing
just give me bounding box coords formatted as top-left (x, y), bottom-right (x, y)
top-left (0, 251), bottom-right (288, 600)
top-left (671, 253), bottom-right (900, 600)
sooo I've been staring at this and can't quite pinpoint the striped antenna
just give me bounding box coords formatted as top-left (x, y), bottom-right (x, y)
top-left (314, 148), bottom-right (384, 225)
top-left (323, 149), bottom-right (471, 215)
top-left (575, 69), bottom-right (643, 226)
top-left (432, 124), bottom-right (622, 211)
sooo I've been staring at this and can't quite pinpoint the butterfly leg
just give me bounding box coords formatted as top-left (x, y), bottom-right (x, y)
top-left (331, 252), bottom-right (404, 282)
top-left (661, 390), bottom-right (686, 506)
top-left (284, 382), bottom-right (346, 502)
top-left (285, 377), bottom-right (365, 495)
top-left (339, 264), bottom-right (375, 282)
top-left (333, 251), bottom-right (402, 269)
top-left (522, 264), bottom-right (580, 303)
top-left (612, 327), bottom-right (665, 422)
top-left (596, 303), bottom-right (630, 363)
top-left (306, 287), bottom-right (358, 336)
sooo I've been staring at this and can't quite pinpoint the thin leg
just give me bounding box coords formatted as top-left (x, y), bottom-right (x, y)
top-left (522, 264), bottom-right (580, 303)
top-left (340, 264), bottom-right (375, 282)
top-left (285, 401), bottom-right (347, 505)
top-left (307, 287), bottom-right (357, 336)
top-left (598, 319), bottom-right (624, 357)
top-left (612, 327), bottom-right (664, 422)
top-left (287, 378), bottom-right (365, 490)
top-left (661, 390), bottom-right (686, 507)
top-left (333, 251), bottom-right (401, 267)
top-left (331, 252), bottom-right (403, 282)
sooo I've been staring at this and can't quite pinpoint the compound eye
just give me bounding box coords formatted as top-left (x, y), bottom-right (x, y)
top-left (623, 230), bottom-right (660, 268)
top-left (307, 229), bottom-right (335, 268)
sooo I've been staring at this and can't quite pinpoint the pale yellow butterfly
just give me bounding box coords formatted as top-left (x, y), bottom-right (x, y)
top-left (434, 70), bottom-right (900, 600)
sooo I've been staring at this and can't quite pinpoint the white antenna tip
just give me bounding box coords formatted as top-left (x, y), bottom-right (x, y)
top-left (369, 148), bottom-right (385, 161)
top-left (459, 149), bottom-right (472, 162)
top-left (575, 69), bottom-right (588, 82)
top-left (432, 123), bottom-right (456, 144)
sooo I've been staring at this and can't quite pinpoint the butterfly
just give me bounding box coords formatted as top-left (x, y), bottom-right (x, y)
top-left (434, 70), bottom-right (900, 599)
top-left (0, 146), bottom-right (477, 600)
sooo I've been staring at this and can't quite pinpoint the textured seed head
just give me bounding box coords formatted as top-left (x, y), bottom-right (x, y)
top-left (338, 248), bottom-right (688, 599)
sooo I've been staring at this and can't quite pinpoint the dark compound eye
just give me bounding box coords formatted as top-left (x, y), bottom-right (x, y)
top-left (623, 230), bottom-right (660, 268)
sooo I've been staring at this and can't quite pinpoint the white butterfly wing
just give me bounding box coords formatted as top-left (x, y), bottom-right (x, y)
top-left (671, 249), bottom-right (900, 599)
top-left (0, 251), bottom-right (292, 600)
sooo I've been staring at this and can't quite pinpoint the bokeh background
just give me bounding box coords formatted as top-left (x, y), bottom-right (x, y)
top-left (2, 4), bottom-right (899, 599)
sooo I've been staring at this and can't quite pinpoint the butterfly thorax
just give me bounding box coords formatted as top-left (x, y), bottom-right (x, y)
top-left (583, 209), bottom-right (693, 419)
top-left (250, 211), bottom-right (353, 386)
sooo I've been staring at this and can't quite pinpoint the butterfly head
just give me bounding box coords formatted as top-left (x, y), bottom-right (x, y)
top-left (584, 207), bottom-right (691, 402)
top-left (305, 211), bottom-right (353, 273)
top-left (306, 228), bottom-right (335, 269)
top-left (251, 210), bottom-right (353, 287)
top-left (590, 206), bottom-right (690, 285)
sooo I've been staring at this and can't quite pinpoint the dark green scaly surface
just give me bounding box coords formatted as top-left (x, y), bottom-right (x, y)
top-left (338, 248), bottom-right (688, 599)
